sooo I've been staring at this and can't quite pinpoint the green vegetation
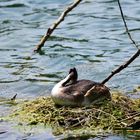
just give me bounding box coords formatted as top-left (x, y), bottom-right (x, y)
top-left (1, 91), bottom-right (140, 136)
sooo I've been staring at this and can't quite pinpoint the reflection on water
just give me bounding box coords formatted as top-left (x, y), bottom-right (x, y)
top-left (0, 0), bottom-right (140, 139)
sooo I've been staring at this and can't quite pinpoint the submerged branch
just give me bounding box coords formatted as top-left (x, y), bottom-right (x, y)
top-left (101, 49), bottom-right (140, 84)
top-left (34, 0), bottom-right (82, 52)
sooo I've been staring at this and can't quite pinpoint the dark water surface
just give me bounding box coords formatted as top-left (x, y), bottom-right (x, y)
top-left (0, 0), bottom-right (140, 139)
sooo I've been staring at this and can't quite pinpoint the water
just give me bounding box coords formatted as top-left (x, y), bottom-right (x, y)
top-left (0, 0), bottom-right (140, 139)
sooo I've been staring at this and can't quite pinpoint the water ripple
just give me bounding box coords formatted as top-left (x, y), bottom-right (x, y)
top-left (0, 0), bottom-right (140, 98)
top-left (48, 36), bottom-right (88, 42)
top-left (0, 3), bottom-right (27, 8)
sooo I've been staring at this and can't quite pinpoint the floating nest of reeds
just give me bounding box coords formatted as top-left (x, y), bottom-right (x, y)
top-left (5, 91), bottom-right (140, 136)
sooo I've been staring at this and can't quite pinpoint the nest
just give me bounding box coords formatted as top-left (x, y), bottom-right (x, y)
top-left (8, 92), bottom-right (140, 136)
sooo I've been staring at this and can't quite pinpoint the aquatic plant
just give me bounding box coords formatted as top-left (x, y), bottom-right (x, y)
top-left (7, 91), bottom-right (140, 136)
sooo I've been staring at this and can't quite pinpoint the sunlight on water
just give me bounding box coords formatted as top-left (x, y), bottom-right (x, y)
top-left (0, 0), bottom-right (140, 139)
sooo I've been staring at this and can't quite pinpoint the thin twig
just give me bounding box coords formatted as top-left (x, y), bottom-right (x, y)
top-left (101, 49), bottom-right (140, 84)
top-left (85, 107), bottom-right (127, 126)
top-left (120, 112), bottom-right (140, 122)
top-left (82, 107), bottom-right (117, 120)
top-left (100, 0), bottom-right (140, 84)
top-left (34, 0), bottom-right (82, 52)
top-left (117, 0), bottom-right (139, 50)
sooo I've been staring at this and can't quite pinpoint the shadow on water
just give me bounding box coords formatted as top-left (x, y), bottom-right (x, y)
top-left (0, 0), bottom-right (140, 139)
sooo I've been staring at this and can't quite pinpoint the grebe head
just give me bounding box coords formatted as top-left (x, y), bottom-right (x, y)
top-left (69, 67), bottom-right (78, 83)
top-left (62, 67), bottom-right (78, 87)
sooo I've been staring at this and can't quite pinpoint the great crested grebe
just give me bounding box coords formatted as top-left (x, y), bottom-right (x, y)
top-left (51, 68), bottom-right (111, 106)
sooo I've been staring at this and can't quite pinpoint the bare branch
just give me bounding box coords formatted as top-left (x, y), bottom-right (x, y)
top-left (99, 0), bottom-right (140, 85)
top-left (101, 49), bottom-right (140, 84)
top-left (117, 0), bottom-right (139, 50)
top-left (34, 0), bottom-right (82, 52)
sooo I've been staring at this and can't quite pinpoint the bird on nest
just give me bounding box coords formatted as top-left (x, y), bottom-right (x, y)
top-left (51, 68), bottom-right (111, 106)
